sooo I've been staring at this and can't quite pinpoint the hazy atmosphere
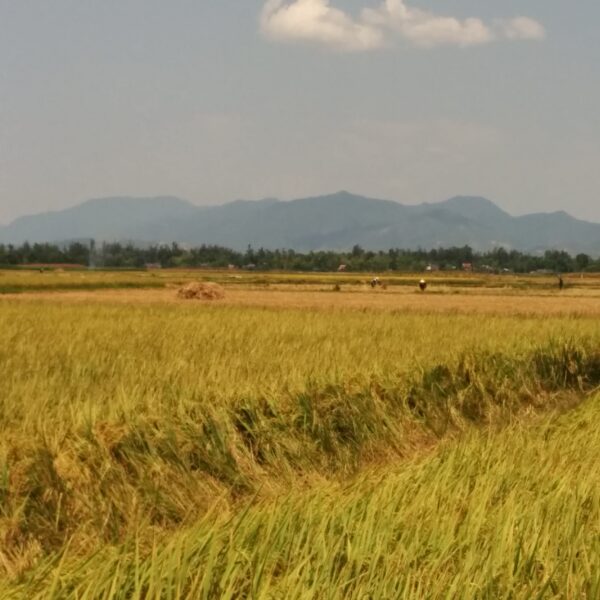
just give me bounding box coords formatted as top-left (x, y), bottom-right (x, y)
top-left (1, 0), bottom-right (599, 224)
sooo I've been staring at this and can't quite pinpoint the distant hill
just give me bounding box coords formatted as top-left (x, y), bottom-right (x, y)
top-left (1, 192), bottom-right (599, 255)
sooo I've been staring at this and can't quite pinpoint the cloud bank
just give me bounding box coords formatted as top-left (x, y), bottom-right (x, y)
top-left (260, 0), bottom-right (546, 51)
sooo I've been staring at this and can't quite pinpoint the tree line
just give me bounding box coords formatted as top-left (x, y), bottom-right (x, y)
top-left (0, 241), bottom-right (598, 273)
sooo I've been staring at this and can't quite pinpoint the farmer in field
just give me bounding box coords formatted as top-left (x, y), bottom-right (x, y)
top-left (370, 277), bottom-right (381, 289)
top-left (558, 275), bottom-right (564, 290)
top-left (419, 279), bottom-right (427, 292)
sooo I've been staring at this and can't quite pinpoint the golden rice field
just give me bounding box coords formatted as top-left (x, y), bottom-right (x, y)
top-left (0, 270), bottom-right (599, 598)
top-left (2, 267), bottom-right (600, 294)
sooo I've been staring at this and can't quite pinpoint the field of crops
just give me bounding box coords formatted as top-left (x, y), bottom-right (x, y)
top-left (3, 267), bottom-right (600, 295)
top-left (0, 272), bottom-right (599, 598)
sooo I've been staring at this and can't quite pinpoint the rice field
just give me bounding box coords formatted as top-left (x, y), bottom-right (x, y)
top-left (0, 272), bottom-right (599, 598)
top-left (2, 267), bottom-right (600, 295)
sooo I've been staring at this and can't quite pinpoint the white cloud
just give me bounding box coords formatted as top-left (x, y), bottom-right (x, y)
top-left (497, 17), bottom-right (547, 41)
top-left (260, 0), bottom-right (546, 51)
top-left (260, 0), bottom-right (384, 52)
top-left (363, 0), bottom-right (494, 48)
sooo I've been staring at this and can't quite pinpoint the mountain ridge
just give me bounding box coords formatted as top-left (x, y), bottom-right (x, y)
top-left (1, 192), bottom-right (598, 255)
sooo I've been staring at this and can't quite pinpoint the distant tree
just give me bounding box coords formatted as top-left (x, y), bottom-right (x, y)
top-left (351, 244), bottom-right (364, 258)
top-left (575, 253), bottom-right (591, 271)
top-left (0, 240), bottom-right (597, 274)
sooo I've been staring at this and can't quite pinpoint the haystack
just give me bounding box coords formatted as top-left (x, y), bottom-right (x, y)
top-left (177, 282), bottom-right (225, 301)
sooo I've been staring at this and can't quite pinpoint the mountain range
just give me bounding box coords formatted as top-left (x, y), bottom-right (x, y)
top-left (1, 192), bottom-right (599, 255)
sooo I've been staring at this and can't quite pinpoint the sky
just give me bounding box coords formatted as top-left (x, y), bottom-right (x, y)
top-left (1, 0), bottom-right (599, 224)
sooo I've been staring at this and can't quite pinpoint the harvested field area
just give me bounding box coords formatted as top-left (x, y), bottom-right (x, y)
top-left (4, 284), bottom-right (600, 317)
top-left (2, 268), bottom-right (600, 295)
top-left (0, 277), bottom-right (599, 598)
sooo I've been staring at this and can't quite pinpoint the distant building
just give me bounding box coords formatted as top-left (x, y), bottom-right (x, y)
top-left (425, 264), bottom-right (440, 272)
top-left (145, 263), bottom-right (162, 270)
top-left (462, 262), bottom-right (473, 272)
top-left (337, 264), bottom-right (347, 272)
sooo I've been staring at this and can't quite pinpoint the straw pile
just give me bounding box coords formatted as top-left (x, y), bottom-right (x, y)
top-left (177, 282), bottom-right (225, 300)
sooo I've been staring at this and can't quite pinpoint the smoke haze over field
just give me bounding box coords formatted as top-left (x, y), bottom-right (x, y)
top-left (0, 1), bottom-right (599, 224)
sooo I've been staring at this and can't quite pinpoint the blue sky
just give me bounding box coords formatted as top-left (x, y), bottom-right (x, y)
top-left (1, 0), bottom-right (599, 223)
